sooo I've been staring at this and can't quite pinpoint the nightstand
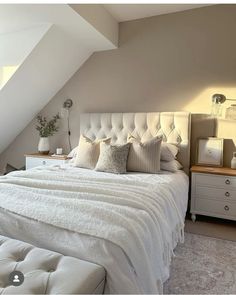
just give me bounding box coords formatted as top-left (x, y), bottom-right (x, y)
top-left (25, 153), bottom-right (71, 170)
top-left (190, 165), bottom-right (236, 222)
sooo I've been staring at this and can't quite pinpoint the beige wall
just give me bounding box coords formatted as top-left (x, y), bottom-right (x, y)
top-left (1, 4), bottom-right (236, 172)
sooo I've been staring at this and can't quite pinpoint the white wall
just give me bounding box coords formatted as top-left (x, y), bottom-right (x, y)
top-left (0, 24), bottom-right (51, 67)
top-left (0, 24), bottom-right (50, 89)
top-left (70, 4), bottom-right (118, 47)
top-left (0, 4), bottom-right (117, 165)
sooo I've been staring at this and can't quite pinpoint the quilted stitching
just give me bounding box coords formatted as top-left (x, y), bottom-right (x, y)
top-left (80, 112), bottom-right (191, 174)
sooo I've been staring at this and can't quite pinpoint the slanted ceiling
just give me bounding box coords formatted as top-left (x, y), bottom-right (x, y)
top-left (104, 4), bottom-right (212, 22)
top-left (0, 4), bottom-right (118, 154)
top-left (0, 24), bottom-right (51, 89)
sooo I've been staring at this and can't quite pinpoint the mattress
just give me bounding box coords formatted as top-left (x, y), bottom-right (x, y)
top-left (0, 165), bottom-right (188, 294)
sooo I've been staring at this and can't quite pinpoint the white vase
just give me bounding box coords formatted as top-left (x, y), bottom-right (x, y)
top-left (231, 152), bottom-right (236, 169)
top-left (38, 137), bottom-right (50, 154)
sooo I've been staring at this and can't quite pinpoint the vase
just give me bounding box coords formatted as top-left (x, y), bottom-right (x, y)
top-left (231, 152), bottom-right (236, 169)
top-left (38, 137), bottom-right (50, 154)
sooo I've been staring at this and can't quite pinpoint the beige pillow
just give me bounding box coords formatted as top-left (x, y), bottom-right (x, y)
top-left (95, 142), bottom-right (130, 174)
top-left (127, 134), bottom-right (162, 173)
top-left (75, 135), bottom-right (110, 169)
top-left (161, 142), bottom-right (179, 162)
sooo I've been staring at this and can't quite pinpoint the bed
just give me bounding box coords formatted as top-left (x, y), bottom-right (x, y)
top-left (0, 112), bottom-right (191, 294)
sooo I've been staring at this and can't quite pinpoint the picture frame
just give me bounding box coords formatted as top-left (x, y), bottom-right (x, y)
top-left (196, 137), bottom-right (224, 167)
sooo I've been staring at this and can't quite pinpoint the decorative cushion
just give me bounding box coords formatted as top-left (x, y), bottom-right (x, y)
top-left (75, 135), bottom-right (110, 169)
top-left (68, 146), bottom-right (78, 158)
top-left (161, 143), bottom-right (179, 162)
top-left (127, 134), bottom-right (162, 173)
top-left (0, 235), bottom-right (105, 294)
top-left (160, 160), bottom-right (183, 172)
top-left (95, 143), bottom-right (130, 174)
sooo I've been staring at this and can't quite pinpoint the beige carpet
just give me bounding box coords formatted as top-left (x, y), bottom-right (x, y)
top-left (164, 233), bottom-right (236, 294)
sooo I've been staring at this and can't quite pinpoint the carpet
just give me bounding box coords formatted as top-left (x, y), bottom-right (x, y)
top-left (164, 233), bottom-right (236, 294)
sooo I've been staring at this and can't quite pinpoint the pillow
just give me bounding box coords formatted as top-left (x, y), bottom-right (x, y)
top-left (160, 160), bottom-right (183, 172)
top-left (95, 143), bottom-right (130, 174)
top-left (161, 142), bottom-right (179, 162)
top-left (75, 135), bottom-right (110, 169)
top-left (127, 135), bottom-right (162, 173)
top-left (68, 146), bottom-right (78, 158)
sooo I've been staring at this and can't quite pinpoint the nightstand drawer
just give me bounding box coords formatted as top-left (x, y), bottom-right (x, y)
top-left (195, 173), bottom-right (236, 189)
top-left (196, 186), bottom-right (236, 202)
top-left (26, 157), bottom-right (65, 169)
top-left (194, 198), bottom-right (236, 219)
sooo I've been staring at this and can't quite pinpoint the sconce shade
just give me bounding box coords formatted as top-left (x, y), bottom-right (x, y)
top-left (63, 99), bottom-right (73, 109)
top-left (212, 94), bottom-right (226, 104)
top-left (211, 94), bottom-right (226, 117)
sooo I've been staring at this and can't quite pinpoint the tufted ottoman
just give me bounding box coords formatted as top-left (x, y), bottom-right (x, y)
top-left (0, 235), bottom-right (105, 294)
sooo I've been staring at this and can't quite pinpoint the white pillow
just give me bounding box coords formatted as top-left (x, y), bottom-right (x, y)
top-left (68, 146), bottom-right (78, 158)
top-left (161, 142), bottom-right (179, 162)
top-left (75, 135), bottom-right (111, 169)
top-left (160, 160), bottom-right (182, 172)
top-left (127, 134), bottom-right (162, 173)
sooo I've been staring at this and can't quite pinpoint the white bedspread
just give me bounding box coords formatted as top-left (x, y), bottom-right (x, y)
top-left (0, 165), bottom-right (188, 294)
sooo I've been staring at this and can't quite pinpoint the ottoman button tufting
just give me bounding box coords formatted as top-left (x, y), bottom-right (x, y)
top-left (0, 234), bottom-right (105, 294)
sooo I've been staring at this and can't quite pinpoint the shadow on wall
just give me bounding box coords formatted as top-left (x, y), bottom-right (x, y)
top-left (191, 113), bottom-right (236, 167)
top-left (190, 114), bottom-right (215, 165)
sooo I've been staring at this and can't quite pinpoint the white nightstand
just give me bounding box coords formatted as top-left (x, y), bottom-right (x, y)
top-left (190, 165), bottom-right (236, 222)
top-left (25, 153), bottom-right (71, 170)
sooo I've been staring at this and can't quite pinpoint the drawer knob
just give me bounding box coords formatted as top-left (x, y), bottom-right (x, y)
top-left (42, 161), bottom-right (46, 165)
top-left (225, 192), bottom-right (230, 197)
top-left (225, 179), bottom-right (230, 185)
top-left (224, 205), bottom-right (229, 211)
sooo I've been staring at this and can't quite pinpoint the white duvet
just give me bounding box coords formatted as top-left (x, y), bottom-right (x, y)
top-left (0, 165), bottom-right (188, 294)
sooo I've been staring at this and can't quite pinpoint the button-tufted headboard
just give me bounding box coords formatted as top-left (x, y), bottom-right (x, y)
top-left (80, 112), bottom-right (191, 174)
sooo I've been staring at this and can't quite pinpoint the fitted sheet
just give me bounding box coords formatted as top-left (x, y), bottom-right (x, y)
top-left (0, 165), bottom-right (188, 294)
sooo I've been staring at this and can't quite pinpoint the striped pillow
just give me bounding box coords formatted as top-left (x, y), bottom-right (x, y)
top-left (127, 135), bottom-right (162, 173)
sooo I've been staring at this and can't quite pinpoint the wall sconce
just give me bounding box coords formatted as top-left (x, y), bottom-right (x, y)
top-left (61, 99), bottom-right (73, 150)
top-left (61, 99), bottom-right (73, 118)
top-left (211, 94), bottom-right (226, 117)
top-left (211, 93), bottom-right (236, 119)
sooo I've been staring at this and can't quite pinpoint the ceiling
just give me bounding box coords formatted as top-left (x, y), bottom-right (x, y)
top-left (0, 4), bottom-right (116, 155)
top-left (104, 4), bottom-right (211, 22)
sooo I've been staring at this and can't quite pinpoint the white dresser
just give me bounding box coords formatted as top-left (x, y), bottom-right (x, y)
top-left (190, 166), bottom-right (236, 222)
top-left (25, 153), bottom-right (71, 170)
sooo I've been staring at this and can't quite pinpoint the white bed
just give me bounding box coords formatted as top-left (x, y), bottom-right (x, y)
top-left (0, 112), bottom-right (191, 294)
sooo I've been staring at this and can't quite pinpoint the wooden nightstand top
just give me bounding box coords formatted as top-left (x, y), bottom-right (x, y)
top-left (25, 153), bottom-right (71, 160)
top-left (191, 165), bottom-right (236, 176)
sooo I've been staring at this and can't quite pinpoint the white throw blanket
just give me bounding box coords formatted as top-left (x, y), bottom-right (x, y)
top-left (0, 166), bottom-right (187, 293)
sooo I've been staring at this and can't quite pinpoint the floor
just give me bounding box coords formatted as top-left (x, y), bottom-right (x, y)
top-left (185, 214), bottom-right (236, 242)
top-left (164, 232), bottom-right (236, 294)
top-left (164, 215), bottom-right (236, 294)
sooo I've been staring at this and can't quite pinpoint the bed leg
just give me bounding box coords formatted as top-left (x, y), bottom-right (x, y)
top-left (191, 214), bottom-right (196, 222)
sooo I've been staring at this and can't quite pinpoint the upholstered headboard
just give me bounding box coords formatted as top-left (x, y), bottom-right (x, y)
top-left (80, 112), bottom-right (191, 174)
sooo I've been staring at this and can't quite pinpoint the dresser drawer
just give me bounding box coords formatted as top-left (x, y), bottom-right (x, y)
top-left (196, 186), bottom-right (236, 202)
top-left (195, 173), bottom-right (236, 189)
top-left (194, 198), bottom-right (236, 219)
